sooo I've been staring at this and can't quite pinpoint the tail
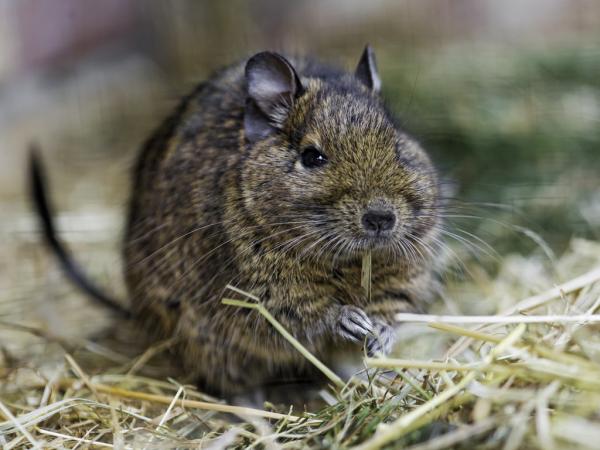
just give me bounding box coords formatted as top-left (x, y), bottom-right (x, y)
top-left (29, 145), bottom-right (131, 318)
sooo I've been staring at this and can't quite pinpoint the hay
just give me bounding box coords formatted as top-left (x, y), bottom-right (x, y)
top-left (2, 238), bottom-right (600, 449)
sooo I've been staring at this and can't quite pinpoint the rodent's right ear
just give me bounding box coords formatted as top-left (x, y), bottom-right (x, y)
top-left (244, 52), bottom-right (304, 143)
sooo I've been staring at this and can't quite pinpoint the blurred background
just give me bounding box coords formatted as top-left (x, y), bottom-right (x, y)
top-left (1, 0), bottom-right (599, 346)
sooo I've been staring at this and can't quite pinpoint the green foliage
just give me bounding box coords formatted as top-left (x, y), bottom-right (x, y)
top-left (383, 45), bottom-right (600, 251)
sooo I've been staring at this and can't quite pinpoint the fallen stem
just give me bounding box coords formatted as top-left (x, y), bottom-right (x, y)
top-left (403, 416), bottom-right (499, 450)
top-left (0, 398), bottom-right (44, 449)
top-left (353, 324), bottom-right (526, 450)
top-left (445, 266), bottom-right (600, 358)
top-left (502, 265), bottom-right (600, 316)
top-left (52, 379), bottom-right (310, 422)
top-left (222, 298), bottom-right (345, 389)
top-left (431, 323), bottom-right (600, 373)
top-left (428, 323), bottom-right (502, 343)
top-left (367, 358), bottom-right (498, 372)
top-left (395, 313), bottom-right (600, 324)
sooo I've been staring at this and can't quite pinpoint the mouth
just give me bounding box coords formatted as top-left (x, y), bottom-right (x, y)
top-left (342, 233), bottom-right (395, 256)
top-left (307, 232), bottom-right (397, 263)
top-left (363, 233), bottom-right (395, 249)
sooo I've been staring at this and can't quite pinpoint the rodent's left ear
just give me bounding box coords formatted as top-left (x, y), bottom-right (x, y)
top-left (244, 52), bottom-right (304, 143)
top-left (355, 45), bottom-right (381, 93)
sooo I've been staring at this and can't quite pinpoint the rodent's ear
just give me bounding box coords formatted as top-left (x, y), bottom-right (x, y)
top-left (244, 51), bottom-right (304, 143)
top-left (355, 45), bottom-right (381, 93)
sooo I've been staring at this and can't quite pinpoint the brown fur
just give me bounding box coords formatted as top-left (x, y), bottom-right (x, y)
top-left (123, 52), bottom-right (443, 394)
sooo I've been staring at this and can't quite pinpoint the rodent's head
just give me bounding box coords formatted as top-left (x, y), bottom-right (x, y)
top-left (240, 46), bottom-right (441, 265)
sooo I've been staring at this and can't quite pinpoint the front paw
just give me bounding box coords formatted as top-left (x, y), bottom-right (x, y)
top-left (336, 305), bottom-right (374, 343)
top-left (366, 322), bottom-right (396, 356)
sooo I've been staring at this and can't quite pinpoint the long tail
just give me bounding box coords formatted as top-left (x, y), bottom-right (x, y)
top-left (29, 145), bottom-right (131, 318)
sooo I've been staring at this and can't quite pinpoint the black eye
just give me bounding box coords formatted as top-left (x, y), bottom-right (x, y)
top-left (300, 146), bottom-right (328, 168)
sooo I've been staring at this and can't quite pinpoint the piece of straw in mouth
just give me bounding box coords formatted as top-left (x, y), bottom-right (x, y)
top-left (362, 250), bottom-right (372, 302)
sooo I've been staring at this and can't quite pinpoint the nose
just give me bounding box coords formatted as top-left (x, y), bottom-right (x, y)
top-left (361, 209), bottom-right (396, 234)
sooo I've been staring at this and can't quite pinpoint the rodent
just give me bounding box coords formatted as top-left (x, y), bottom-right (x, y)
top-left (31, 46), bottom-right (443, 396)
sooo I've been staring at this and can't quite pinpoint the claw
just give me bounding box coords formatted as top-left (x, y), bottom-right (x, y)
top-left (337, 305), bottom-right (373, 343)
top-left (366, 322), bottom-right (396, 356)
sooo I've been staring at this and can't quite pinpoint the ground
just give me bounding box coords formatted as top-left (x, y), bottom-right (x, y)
top-left (1, 41), bottom-right (600, 449)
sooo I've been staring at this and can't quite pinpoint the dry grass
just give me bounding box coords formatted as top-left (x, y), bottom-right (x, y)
top-left (2, 237), bottom-right (600, 449)
top-left (2, 34), bottom-right (599, 449)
